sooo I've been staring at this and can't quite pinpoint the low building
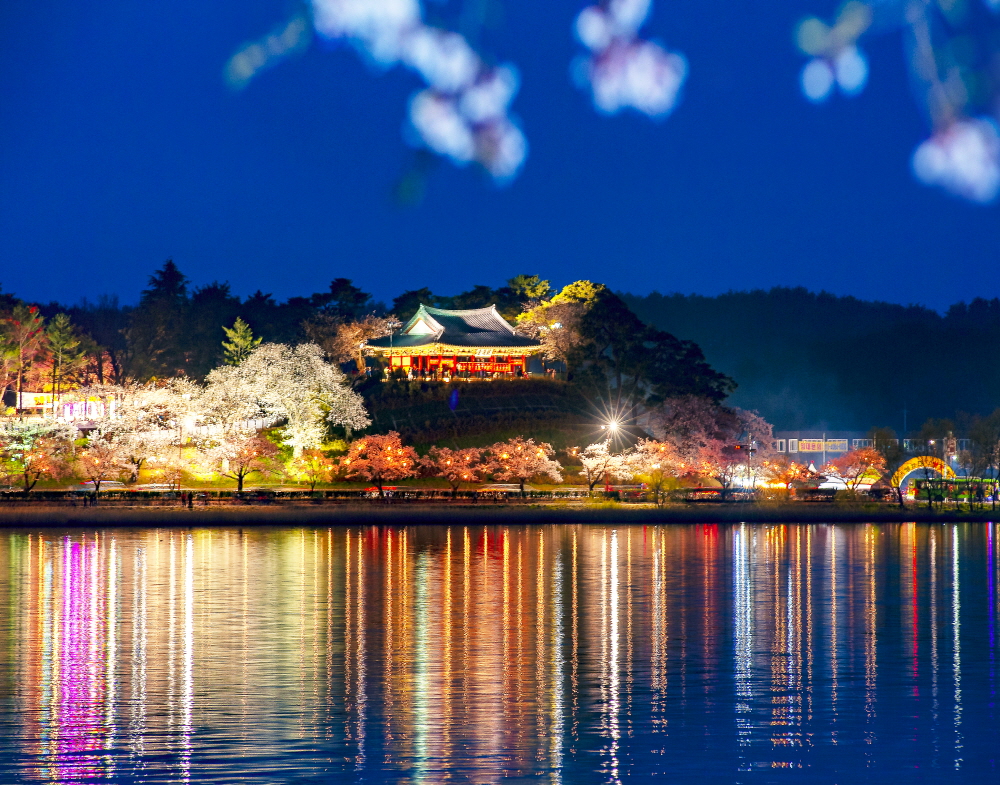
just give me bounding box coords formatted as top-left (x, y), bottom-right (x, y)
top-left (366, 304), bottom-right (541, 379)
top-left (772, 431), bottom-right (872, 464)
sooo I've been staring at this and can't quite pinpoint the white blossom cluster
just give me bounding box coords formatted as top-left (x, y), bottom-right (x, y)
top-left (310, 0), bottom-right (526, 181)
top-left (573, 0), bottom-right (688, 117)
top-left (795, 3), bottom-right (871, 104)
top-left (799, 46), bottom-right (868, 103)
top-left (204, 343), bottom-right (370, 454)
top-left (912, 118), bottom-right (1000, 204)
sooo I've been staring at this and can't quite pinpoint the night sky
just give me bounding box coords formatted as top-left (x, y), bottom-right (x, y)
top-left (1, 0), bottom-right (995, 310)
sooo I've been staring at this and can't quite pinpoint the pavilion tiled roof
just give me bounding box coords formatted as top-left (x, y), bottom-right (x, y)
top-left (367, 305), bottom-right (540, 352)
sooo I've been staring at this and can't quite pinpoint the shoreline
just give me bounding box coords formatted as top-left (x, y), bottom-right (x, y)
top-left (0, 503), bottom-right (996, 526)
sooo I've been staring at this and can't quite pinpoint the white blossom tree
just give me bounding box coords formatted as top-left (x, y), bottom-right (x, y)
top-left (203, 343), bottom-right (370, 455)
top-left (76, 432), bottom-right (131, 493)
top-left (573, 441), bottom-right (631, 495)
top-left (626, 438), bottom-right (680, 506)
top-left (73, 381), bottom-right (198, 482)
top-left (0, 421), bottom-right (76, 494)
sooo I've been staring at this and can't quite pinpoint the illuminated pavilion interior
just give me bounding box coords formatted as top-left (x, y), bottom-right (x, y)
top-left (366, 304), bottom-right (541, 379)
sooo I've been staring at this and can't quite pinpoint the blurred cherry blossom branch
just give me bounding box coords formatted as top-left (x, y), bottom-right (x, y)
top-left (796, 0), bottom-right (1000, 203)
top-left (572, 0), bottom-right (687, 118)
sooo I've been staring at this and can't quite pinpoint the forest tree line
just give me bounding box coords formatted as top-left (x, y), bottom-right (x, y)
top-left (623, 287), bottom-right (1000, 432)
top-left (9, 263), bottom-right (998, 435)
top-left (0, 261), bottom-right (732, 415)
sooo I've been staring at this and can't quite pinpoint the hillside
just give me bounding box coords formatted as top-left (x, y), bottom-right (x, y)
top-left (621, 288), bottom-right (1000, 431)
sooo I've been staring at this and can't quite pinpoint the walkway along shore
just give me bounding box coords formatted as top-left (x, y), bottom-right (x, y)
top-left (0, 504), bottom-right (997, 526)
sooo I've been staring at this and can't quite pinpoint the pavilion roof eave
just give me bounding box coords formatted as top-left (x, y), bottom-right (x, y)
top-left (367, 343), bottom-right (540, 356)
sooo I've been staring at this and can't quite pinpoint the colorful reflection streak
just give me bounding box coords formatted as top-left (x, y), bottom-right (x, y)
top-left (0, 524), bottom-right (997, 783)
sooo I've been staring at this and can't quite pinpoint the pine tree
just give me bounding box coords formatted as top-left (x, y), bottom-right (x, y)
top-left (47, 313), bottom-right (86, 414)
top-left (6, 304), bottom-right (46, 411)
top-left (221, 317), bottom-right (261, 366)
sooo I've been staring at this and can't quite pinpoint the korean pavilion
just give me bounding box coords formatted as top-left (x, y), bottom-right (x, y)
top-left (366, 304), bottom-right (541, 379)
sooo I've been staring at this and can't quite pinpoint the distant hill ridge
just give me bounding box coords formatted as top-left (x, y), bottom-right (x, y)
top-left (620, 287), bottom-right (1000, 432)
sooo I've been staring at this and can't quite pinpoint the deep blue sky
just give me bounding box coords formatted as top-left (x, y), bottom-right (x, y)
top-left (1, 0), bottom-right (995, 310)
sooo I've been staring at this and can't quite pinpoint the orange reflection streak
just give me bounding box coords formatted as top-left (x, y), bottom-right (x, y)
top-left (571, 529), bottom-right (579, 742)
top-left (865, 526), bottom-right (877, 743)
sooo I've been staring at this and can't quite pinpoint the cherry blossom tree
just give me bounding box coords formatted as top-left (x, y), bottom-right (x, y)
top-left (76, 433), bottom-right (131, 494)
top-left (203, 343), bottom-right (370, 453)
top-left (516, 281), bottom-right (605, 375)
top-left (0, 422), bottom-right (75, 494)
top-left (304, 313), bottom-right (399, 376)
top-left (573, 441), bottom-right (631, 495)
top-left (485, 437), bottom-right (563, 496)
top-left (340, 432), bottom-right (419, 497)
top-left (626, 438), bottom-right (680, 506)
top-left (205, 433), bottom-right (279, 492)
top-left (696, 439), bottom-right (749, 501)
top-left (420, 446), bottom-right (483, 497)
top-left (75, 381), bottom-right (196, 482)
top-left (824, 447), bottom-right (886, 492)
top-left (651, 396), bottom-right (774, 474)
top-left (761, 456), bottom-right (812, 492)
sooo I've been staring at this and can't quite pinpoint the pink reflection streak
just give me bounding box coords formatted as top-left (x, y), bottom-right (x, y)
top-left (37, 537), bottom-right (113, 782)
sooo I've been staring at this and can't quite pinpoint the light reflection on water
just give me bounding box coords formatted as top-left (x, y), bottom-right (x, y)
top-left (0, 523), bottom-right (997, 783)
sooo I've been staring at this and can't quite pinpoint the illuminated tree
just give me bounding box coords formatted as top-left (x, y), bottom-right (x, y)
top-left (516, 281), bottom-right (605, 373)
top-left (206, 433), bottom-right (279, 491)
top-left (287, 448), bottom-right (338, 491)
top-left (573, 441), bottom-right (631, 495)
top-left (340, 432), bottom-right (418, 497)
top-left (626, 439), bottom-right (680, 506)
top-left (0, 422), bottom-right (75, 494)
top-left (221, 317), bottom-right (262, 366)
top-left (305, 313), bottom-right (399, 375)
top-left (420, 446), bottom-right (483, 498)
top-left (652, 397), bottom-right (774, 487)
top-left (76, 433), bottom-right (130, 494)
top-left (204, 343), bottom-right (370, 453)
top-left (762, 456), bottom-right (812, 492)
top-left (696, 439), bottom-right (748, 501)
top-left (824, 447), bottom-right (885, 492)
top-left (507, 274), bottom-right (551, 302)
top-left (485, 437), bottom-right (562, 496)
top-left (77, 381), bottom-right (194, 482)
top-left (964, 410), bottom-right (1000, 510)
top-left (5, 304), bottom-right (47, 411)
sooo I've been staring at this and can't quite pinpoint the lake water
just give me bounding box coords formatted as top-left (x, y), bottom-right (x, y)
top-left (0, 523), bottom-right (996, 784)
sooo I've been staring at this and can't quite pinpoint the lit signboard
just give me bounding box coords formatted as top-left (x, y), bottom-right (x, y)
top-left (797, 439), bottom-right (849, 453)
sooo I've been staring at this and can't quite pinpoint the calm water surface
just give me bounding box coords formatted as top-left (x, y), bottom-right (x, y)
top-left (0, 524), bottom-right (996, 783)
